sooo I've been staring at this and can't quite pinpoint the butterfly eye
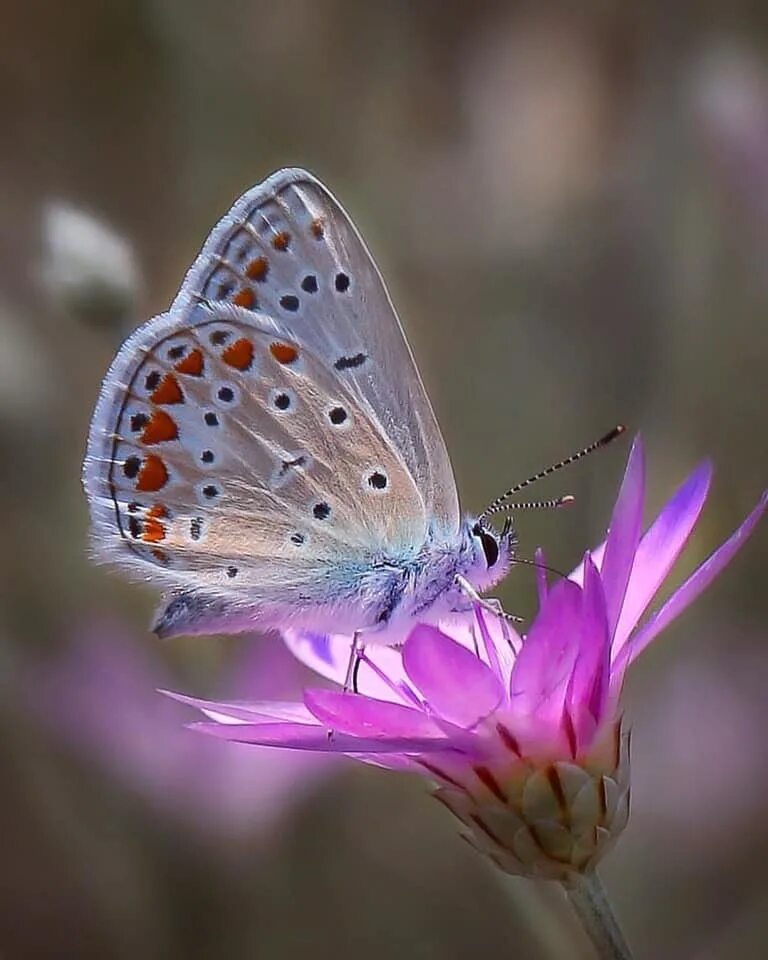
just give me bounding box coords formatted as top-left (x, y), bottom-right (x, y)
top-left (473, 523), bottom-right (499, 568)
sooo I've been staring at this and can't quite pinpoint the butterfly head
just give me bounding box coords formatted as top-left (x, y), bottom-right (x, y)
top-left (464, 516), bottom-right (516, 592)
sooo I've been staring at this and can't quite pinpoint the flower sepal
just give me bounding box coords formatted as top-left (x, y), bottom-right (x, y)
top-left (435, 719), bottom-right (630, 881)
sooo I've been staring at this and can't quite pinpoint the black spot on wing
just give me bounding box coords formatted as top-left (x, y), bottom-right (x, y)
top-left (279, 454), bottom-right (307, 478)
top-left (334, 353), bottom-right (367, 371)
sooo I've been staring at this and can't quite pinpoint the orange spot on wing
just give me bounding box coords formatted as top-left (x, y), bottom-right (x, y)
top-left (136, 455), bottom-right (169, 492)
top-left (233, 287), bottom-right (256, 309)
top-left (141, 410), bottom-right (178, 445)
top-left (150, 374), bottom-right (183, 405)
top-left (174, 349), bottom-right (204, 376)
top-left (223, 337), bottom-right (255, 370)
top-left (272, 231), bottom-right (291, 251)
top-left (147, 504), bottom-right (168, 519)
top-left (270, 341), bottom-right (299, 365)
top-left (310, 218), bottom-right (324, 239)
top-left (142, 516), bottom-right (166, 542)
top-left (245, 256), bottom-right (269, 281)
top-left (152, 548), bottom-right (169, 564)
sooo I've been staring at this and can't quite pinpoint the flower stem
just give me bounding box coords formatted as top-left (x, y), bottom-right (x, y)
top-left (562, 872), bottom-right (633, 960)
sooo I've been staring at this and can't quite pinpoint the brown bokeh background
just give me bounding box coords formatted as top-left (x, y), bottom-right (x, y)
top-left (1, 3), bottom-right (766, 958)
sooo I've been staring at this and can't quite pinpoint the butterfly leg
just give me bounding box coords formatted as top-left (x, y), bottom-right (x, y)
top-left (454, 575), bottom-right (524, 625)
top-left (482, 596), bottom-right (522, 654)
top-left (325, 632), bottom-right (365, 743)
top-left (342, 630), bottom-right (365, 694)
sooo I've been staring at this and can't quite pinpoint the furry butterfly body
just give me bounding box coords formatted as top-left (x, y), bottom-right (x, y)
top-left (83, 169), bottom-right (514, 644)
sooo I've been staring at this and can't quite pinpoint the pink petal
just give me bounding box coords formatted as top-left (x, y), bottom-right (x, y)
top-left (612, 461), bottom-right (712, 655)
top-left (534, 546), bottom-right (549, 607)
top-left (349, 754), bottom-right (416, 771)
top-left (614, 491), bottom-right (767, 676)
top-left (568, 558), bottom-right (610, 729)
top-left (161, 690), bottom-right (315, 725)
top-left (600, 436), bottom-right (645, 641)
top-left (282, 629), bottom-right (410, 702)
top-left (402, 624), bottom-right (504, 728)
top-left (190, 721), bottom-right (464, 753)
top-left (304, 688), bottom-right (451, 739)
top-left (474, 607), bottom-right (516, 689)
top-left (509, 578), bottom-right (582, 721)
top-left (569, 542), bottom-right (607, 586)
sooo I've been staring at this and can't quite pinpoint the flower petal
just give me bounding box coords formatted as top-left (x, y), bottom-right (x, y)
top-left (402, 624), bottom-right (504, 727)
top-left (304, 688), bottom-right (452, 739)
top-left (614, 491), bottom-right (767, 674)
top-left (474, 607), bottom-right (516, 690)
top-left (282, 629), bottom-right (411, 702)
top-left (600, 435), bottom-right (645, 642)
top-left (161, 690), bottom-right (315, 725)
top-left (190, 721), bottom-right (463, 753)
top-left (534, 547), bottom-right (549, 607)
top-left (510, 578), bottom-right (582, 722)
top-left (612, 461), bottom-right (712, 655)
top-left (567, 558), bottom-right (610, 734)
top-left (569, 542), bottom-right (607, 586)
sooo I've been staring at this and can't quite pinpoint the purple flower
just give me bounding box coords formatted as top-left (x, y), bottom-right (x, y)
top-left (171, 437), bottom-right (765, 877)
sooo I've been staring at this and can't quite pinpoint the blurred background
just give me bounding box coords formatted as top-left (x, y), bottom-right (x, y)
top-left (1, 2), bottom-right (766, 957)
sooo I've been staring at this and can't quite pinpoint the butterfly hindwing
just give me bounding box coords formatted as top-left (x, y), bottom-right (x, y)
top-left (84, 304), bottom-right (428, 591)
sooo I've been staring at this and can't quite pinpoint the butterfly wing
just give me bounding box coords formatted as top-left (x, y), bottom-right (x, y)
top-left (172, 168), bottom-right (460, 532)
top-left (83, 169), bottom-right (460, 630)
top-left (84, 305), bottom-right (426, 588)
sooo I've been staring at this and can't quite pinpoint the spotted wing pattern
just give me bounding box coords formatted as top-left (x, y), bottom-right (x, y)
top-left (84, 306), bottom-right (428, 593)
top-left (83, 169), bottom-right (459, 600)
top-left (173, 168), bottom-right (459, 531)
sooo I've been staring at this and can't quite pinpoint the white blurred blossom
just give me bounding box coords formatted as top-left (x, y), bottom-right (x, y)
top-left (40, 202), bottom-right (143, 331)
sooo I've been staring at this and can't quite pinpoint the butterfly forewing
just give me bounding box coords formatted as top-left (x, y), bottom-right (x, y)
top-left (173, 168), bottom-right (459, 531)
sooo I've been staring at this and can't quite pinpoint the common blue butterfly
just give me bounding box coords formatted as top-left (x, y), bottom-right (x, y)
top-left (83, 168), bottom-right (620, 652)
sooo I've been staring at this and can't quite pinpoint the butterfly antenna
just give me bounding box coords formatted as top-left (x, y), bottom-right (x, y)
top-left (511, 555), bottom-right (567, 580)
top-left (483, 494), bottom-right (575, 516)
top-left (478, 425), bottom-right (625, 522)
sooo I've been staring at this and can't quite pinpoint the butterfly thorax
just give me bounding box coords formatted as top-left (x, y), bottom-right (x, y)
top-left (350, 517), bottom-right (514, 645)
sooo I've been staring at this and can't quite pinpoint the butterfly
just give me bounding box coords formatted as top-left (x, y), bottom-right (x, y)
top-left (83, 168), bottom-right (620, 653)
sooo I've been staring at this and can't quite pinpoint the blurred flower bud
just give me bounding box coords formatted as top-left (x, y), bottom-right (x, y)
top-left (40, 202), bottom-right (143, 334)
